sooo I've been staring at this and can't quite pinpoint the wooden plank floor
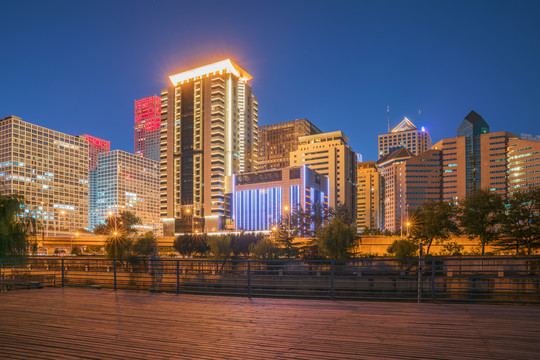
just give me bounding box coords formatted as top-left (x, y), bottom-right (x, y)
top-left (1, 289), bottom-right (539, 359)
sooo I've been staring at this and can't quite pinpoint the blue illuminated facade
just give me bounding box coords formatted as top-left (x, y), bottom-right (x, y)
top-left (233, 166), bottom-right (328, 231)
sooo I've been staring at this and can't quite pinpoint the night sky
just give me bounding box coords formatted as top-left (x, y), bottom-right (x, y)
top-left (1, 0), bottom-right (539, 161)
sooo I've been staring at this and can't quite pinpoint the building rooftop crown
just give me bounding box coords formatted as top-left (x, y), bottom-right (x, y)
top-left (298, 130), bottom-right (349, 144)
top-left (390, 117), bottom-right (417, 133)
top-left (169, 59), bottom-right (252, 86)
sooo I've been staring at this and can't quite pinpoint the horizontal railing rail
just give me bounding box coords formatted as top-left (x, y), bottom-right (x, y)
top-left (1, 257), bottom-right (539, 303)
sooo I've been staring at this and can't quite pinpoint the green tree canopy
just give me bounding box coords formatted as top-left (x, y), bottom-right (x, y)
top-left (315, 218), bottom-right (357, 259)
top-left (387, 239), bottom-right (417, 258)
top-left (250, 238), bottom-right (282, 260)
top-left (230, 233), bottom-right (261, 257)
top-left (207, 236), bottom-right (232, 260)
top-left (410, 200), bottom-right (459, 255)
top-left (459, 190), bottom-right (505, 255)
top-left (93, 211), bottom-right (141, 236)
top-left (0, 194), bottom-right (37, 257)
top-left (497, 188), bottom-right (540, 255)
top-left (133, 231), bottom-right (158, 256)
top-left (173, 234), bottom-right (208, 257)
top-left (104, 234), bottom-right (132, 260)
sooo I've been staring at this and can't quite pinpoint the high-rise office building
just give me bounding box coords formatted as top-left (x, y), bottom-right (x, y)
top-left (377, 147), bottom-right (414, 233)
top-left (0, 115), bottom-right (89, 235)
top-left (356, 161), bottom-right (382, 232)
top-left (432, 137), bottom-right (468, 203)
top-left (134, 95), bottom-right (161, 162)
top-left (457, 110), bottom-right (490, 195)
top-left (233, 166), bottom-right (329, 231)
top-left (480, 131), bottom-right (518, 197)
top-left (508, 138), bottom-right (540, 195)
top-left (258, 119), bottom-right (321, 170)
top-left (90, 150), bottom-right (160, 233)
top-left (290, 131), bottom-right (356, 215)
top-left (378, 117), bottom-right (431, 159)
top-left (79, 134), bottom-right (110, 170)
top-left (396, 149), bottom-right (442, 215)
top-left (160, 59), bottom-right (258, 233)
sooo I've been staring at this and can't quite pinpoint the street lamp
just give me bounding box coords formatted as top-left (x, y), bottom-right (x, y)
top-left (406, 222), bottom-right (411, 237)
top-left (283, 205), bottom-right (290, 236)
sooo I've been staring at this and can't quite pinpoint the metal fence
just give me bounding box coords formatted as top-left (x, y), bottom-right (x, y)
top-left (1, 257), bottom-right (539, 303)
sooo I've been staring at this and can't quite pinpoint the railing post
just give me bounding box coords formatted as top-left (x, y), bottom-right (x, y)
top-left (0, 260), bottom-right (2, 292)
top-left (113, 259), bottom-right (117, 291)
top-left (417, 243), bottom-right (423, 303)
top-left (331, 260), bottom-right (335, 300)
top-left (247, 260), bottom-right (252, 299)
top-left (61, 258), bottom-right (65, 288)
top-left (176, 260), bottom-right (180, 295)
top-left (431, 258), bottom-right (436, 303)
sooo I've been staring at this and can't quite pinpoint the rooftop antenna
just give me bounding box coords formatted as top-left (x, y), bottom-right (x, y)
top-left (387, 106), bottom-right (390, 133)
top-left (418, 109), bottom-right (422, 127)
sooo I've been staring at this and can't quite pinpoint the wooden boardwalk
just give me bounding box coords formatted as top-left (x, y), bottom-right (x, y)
top-left (1, 288), bottom-right (539, 359)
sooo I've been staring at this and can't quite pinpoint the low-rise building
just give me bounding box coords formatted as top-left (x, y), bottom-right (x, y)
top-left (233, 166), bottom-right (329, 231)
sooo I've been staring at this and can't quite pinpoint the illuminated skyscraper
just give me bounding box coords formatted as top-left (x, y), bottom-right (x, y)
top-left (378, 117), bottom-right (431, 159)
top-left (356, 161), bottom-right (382, 232)
top-left (480, 131), bottom-right (518, 197)
top-left (377, 147), bottom-right (414, 232)
top-left (258, 119), bottom-right (321, 170)
top-left (134, 95), bottom-right (161, 162)
top-left (160, 59), bottom-right (258, 233)
top-left (508, 138), bottom-right (540, 195)
top-left (457, 110), bottom-right (489, 195)
top-left (79, 134), bottom-right (110, 170)
top-left (0, 115), bottom-right (89, 235)
top-left (90, 150), bottom-right (160, 233)
top-left (290, 131), bottom-right (356, 216)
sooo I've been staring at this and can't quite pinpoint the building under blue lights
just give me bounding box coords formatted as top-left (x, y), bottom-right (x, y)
top-left (233, 166), bottom-right (328, 231)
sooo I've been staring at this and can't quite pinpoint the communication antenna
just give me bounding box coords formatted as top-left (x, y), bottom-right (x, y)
top-left (387, 106), bottom-right (390, 133)
top-left (418, 109), bottom-right (422, 127)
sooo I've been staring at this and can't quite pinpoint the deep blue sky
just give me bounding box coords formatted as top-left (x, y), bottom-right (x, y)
top-left (1, 0), bottom-right (539, 161)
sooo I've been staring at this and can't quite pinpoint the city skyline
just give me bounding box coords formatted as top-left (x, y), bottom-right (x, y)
top-left (1, 0), bottom-right (539, 162)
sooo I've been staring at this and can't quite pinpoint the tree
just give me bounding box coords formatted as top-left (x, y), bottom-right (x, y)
top-left (497, 188), bottom-right (540, 255)
top-left (104, 233), bottom-right (132, 260)
top-left (118, 211), bottom-right (142, 236)
top-left (250, 238), bottom-right (282, 260)
top-left (411, 200), bottom-right (459, 255)
top-left (133, 231), bottom-right (158, 256)
top-left (315, 218), bottom-right (357, 259)
top-left (274, 220), bottom-right (297, 258)
top-left (387, 239), bottom-right (417, 258)
top-left (93, 211), bottom-right (141, 236)
top-left (459, 190), bottom-right (505, 255)
top-left (173, 234), bottom-right (208, 257)
top-left (230, 233), bottom-right (261, 257)
top-left (207, 236), bottom-right (232, 260)
top-left (329, 204), bottom-right (355, 228)
top-left (0, 194), bottom-right (37, 257)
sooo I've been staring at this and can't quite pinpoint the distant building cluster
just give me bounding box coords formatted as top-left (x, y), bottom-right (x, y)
top-left (357, 112), bottom-right (540, 234)
top-left (1, 58), bottom-right (538, 236)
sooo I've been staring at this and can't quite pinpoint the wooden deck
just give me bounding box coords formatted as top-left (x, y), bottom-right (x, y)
top-left (1, 288), bottom-right (539, 359)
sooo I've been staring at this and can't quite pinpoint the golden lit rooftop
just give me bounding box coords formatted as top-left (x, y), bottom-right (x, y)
top-left (169, 59), bottom-right (253, 86)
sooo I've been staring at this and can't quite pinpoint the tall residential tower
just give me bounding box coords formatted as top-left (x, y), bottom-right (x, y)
top-left (135, 95), bottom-right (161, 162)
top-left (160, 59), bottom-right (258, 233)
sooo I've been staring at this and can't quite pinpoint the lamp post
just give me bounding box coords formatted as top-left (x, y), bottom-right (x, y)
top-left (283, 205), bottom-right (290, 236)
top-left (185, 208), bottom-right (194, 233)
top-left (406, 222), bottom-right (411, 237)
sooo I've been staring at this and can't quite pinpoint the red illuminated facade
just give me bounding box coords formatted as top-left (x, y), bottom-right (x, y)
top-left (79, 134), bottom-right (110, 170)
top-left (135, 95), bottom-right (161, 162)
